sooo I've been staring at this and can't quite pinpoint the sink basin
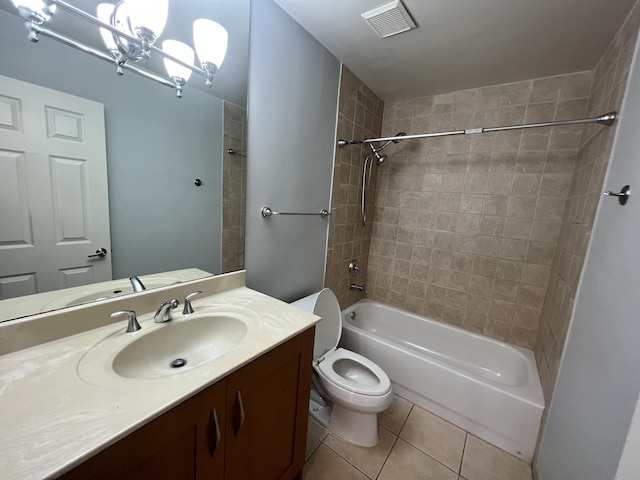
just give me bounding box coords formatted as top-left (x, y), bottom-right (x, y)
top-left (112, 315), bottom-right (248, 379)
top-left (78, 307), bottom-right (260, 385)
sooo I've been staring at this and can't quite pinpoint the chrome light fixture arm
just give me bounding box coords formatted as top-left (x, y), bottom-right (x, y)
top-left (13, 0), bottom-right (226, 98)
top-left (25, 22), bottom-right (175, 90)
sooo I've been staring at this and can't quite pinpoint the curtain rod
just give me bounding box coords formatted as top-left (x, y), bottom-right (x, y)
top-left (337, 111), bottom-right (617, 147)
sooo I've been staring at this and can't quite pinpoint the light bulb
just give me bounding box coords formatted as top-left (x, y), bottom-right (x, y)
top-left (193, 19), bottom-right (228, 69)
top-left (162, 40), bottom-right (194, 82)
top-left (96, 3), bottom-right (117, 50)
top-left (124, 0), bottom-right (168, 41)
top-left (11, 0), bottom-right (56, 23)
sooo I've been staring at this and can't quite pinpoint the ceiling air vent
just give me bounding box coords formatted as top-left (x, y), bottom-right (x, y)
top-left (361, 0), bottom-right (417, 39)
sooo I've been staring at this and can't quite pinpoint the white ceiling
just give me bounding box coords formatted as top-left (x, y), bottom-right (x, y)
top-left (272, 0), bottom-right (637, 102)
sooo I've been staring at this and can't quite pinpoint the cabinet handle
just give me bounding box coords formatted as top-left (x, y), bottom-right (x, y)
top-left (234, 390), bottom-right (245, 437)
top-left (209, 408), bottom-right (221, 458)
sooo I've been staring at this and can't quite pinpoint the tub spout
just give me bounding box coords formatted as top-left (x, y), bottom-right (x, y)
top-left (350, 283), bottom-right (365, 292)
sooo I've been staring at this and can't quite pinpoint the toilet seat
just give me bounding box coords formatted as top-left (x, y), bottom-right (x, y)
top-left (316, 347), bottom-right (391, 396)
top-left (293, 288), bottom-right (393, 447)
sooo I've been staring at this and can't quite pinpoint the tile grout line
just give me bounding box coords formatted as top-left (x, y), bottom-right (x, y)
top-left (459, 432), bottom-right (469, 475)
top-left (319, 426), bottom-right (392, 480)
top-left (375, 431), bottom-right (400, 480)
top-left (401, 440), bottom-right (462, 478)
top-left (394, 405), bottom-right (467, 478)
top-left (397, 403), bottom-right (415, 434)
top-left (308, 434), bottom-right (322, 459)
top-left (375, 401), bottom-right (414, 479)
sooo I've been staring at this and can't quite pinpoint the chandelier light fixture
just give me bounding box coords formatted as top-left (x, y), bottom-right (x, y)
top-left (9, 0), bottom-right (229, 98)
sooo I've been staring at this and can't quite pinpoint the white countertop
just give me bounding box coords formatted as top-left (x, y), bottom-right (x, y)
top-left (0, 272), bottom-right (319, 479)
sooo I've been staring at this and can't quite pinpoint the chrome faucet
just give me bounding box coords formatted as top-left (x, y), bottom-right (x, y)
top-left (349, 283), bottom-right (365, 292)
top-left (154, 299), bottom-right (179, 323)
top-left (129, 276), bottom-right (146, 293)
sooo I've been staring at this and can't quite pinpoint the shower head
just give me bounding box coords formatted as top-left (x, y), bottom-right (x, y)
top-left (366, 131), bottom-right (405, 166)
top-left (373, 150), bottom-right (387, 165)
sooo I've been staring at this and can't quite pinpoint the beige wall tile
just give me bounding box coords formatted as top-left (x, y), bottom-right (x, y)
top-left (532, 2), bottom-right (640, 411)
top-left (325, 66), bottom-right (384, 309)
top-left (360, 68), bottom-right (613, 350)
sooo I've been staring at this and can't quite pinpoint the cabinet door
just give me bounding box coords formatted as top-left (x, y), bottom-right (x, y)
top-left (196, 378), bottom-right (227, 479)
top-left (224, 330), bottom-right (314, 480)
top-left (59, 380), bottom-right (227, 480)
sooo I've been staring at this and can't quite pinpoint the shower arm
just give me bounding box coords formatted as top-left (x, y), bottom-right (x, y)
top-left (338, 111), bottom-right (617, 146)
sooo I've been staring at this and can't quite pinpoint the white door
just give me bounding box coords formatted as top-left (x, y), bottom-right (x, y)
top-left (537, 35), bottom-right (640, 479)
top-left (0, 75), bottom-right (111, 299)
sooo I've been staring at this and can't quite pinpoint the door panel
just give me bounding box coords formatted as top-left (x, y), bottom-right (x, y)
top-left (0, 149), bottom-right (32, 245)
top-left (0, 74), bottom-right (111, 298)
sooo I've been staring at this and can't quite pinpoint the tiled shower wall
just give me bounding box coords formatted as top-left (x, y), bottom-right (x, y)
top-left (535, 2), bottom-right (640, 404)
top-left (367, 72), bottom-right (594, 349)
top-left (222, 102), bottom-right (247, 273)
top-left (325, 66), bottom-right (384, 308)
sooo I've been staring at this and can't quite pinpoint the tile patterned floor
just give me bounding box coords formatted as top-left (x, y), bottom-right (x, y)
top-left (303, 395), bottom-right (533, 480)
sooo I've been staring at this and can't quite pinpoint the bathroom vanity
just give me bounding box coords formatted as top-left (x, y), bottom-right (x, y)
top-left (0, 271), bottom-right (318, 479)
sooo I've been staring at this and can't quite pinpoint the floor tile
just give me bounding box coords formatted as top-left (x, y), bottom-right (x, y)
top-left (308, 415), bottom-right (329, 441)
top-left (306, 432), bottom-right (322, 460)
top-left (399, 405), bottom-right (467, 472)
top-left (460, 435), bottom-right (532, 480)
top-left (303, 444), bottom-right (370, 480)
top-left (378, 438), bottom-right (458, 480)
top-left (378, 394), bottom-right (413, 434)
top-left (324, 426), bottom-right (396, 479)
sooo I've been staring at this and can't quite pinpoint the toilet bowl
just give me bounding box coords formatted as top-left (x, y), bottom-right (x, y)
top-left (293, 288), bottom-right (392, 447)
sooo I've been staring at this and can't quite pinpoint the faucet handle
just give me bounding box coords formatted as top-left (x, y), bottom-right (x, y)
top-left (183, 291), bottom-right (203, 315)
top-left (111, 310), bottom-right (141, 333)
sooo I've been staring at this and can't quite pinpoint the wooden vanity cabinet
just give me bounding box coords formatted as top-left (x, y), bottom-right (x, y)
top-left (59, 328), bottom-right (314, 480)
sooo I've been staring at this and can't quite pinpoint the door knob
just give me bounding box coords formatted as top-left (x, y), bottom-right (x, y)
top-left (88, 247), bottom-right (108, 258)
top-left (603, 185), bottom-right (630, 205)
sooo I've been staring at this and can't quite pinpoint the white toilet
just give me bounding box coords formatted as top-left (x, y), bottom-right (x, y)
top-left (293, 288), bottom-right (393, 447)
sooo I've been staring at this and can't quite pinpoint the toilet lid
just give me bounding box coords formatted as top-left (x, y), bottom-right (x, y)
top-left (292, 288), bottom-right (342, 360)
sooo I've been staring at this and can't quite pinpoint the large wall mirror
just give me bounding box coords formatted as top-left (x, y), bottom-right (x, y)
top-left (0, 0), bottom-right (249, 322)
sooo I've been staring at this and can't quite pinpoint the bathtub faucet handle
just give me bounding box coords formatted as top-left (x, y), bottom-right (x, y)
top-left (349, 283), bottom-right (364, 292)
top-left (348, 260), bottom-right (361, 276)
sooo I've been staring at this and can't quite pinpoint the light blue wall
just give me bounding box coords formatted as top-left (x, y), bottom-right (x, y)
top-left (0, 9), bottom-right (223, 278)
top-left (245, 0), bottom-right (340, 301)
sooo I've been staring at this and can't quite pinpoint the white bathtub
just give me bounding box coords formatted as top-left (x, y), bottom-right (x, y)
top-left (340, 299), bottom-right (544, 462)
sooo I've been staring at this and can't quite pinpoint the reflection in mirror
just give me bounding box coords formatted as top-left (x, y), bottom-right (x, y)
top-left (0, 0), bottom-right (248, 322)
